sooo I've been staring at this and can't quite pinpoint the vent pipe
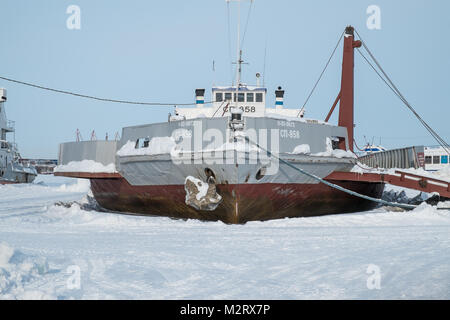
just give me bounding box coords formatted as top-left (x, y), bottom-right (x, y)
top-left (275, 86), bottom-right (284, 109)
top-left (195, 89), bottom-right (205, 108)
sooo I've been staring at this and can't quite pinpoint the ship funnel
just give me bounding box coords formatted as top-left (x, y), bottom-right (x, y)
top-left (195, 89), bottom-right (205, 108)
top-left (275, 86), bottom-right (284, 109)
top-left (0, 88), bottom-right (7, 102)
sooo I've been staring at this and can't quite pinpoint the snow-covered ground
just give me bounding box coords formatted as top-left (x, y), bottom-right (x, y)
top-left (1, 175), bottom-right (449, 300)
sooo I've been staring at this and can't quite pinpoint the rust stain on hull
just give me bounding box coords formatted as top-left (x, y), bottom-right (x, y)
top-left (89, 177), bottom-right (385, 224)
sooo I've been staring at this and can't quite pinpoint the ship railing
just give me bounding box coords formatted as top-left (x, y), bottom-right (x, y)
top-left (6, 120), bottom-right (15, 131)
top-left (358, 145), bottom-right (425, 169)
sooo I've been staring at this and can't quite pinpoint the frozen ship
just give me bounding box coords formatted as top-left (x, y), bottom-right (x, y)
top-left (0, 88), bottom-right (37, 184)
top-left (55, 26), bottom-right (386, 223)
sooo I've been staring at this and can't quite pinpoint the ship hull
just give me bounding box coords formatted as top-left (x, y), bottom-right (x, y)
top-left (90, 177), bottom-right (384, 224)
top-left (56, 116), bottom-right (385, 224)
top-left (0, 179), bottom-right (18, 185)
top-left (0, 172), bottom-right (36, 184)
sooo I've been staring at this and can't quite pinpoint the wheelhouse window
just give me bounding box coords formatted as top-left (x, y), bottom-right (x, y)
top-left (425, 156), bottom-right (432, 164)
top-left (247, 93), bottom-right (254, 102)
top-left (256, 93), bottom-right (263, 102)
top-left (215, 92), bottom-right (223, 102)
top-left (433, 156), bottom-right (440, 164)
top-left (238, 93), bottom-right (245, 102)
top-left (224, 92), bottom-right (232, 101)
top-left (441, 155), bottom-right (449, 164)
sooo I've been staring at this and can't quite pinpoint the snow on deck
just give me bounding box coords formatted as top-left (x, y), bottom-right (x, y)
top-left (312, 137), bottom-right (357, 158)
top-left (54, 160), bottom-right (117, 174)
top-left (117, 137), bottom-right (177, 157)
top-left (0, 175), bottom-right (449, 299)
top-left (351, 162), bottom-right (450, 183)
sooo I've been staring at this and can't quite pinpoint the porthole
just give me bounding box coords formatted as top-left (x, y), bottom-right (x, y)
top-left (204, 168), bottom-right (216, 183)
top-left (256, 167), bottom-right (267, 180)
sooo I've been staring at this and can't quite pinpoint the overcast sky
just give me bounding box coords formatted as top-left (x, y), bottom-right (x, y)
top-left (0, 0), bottom-right (449, 158)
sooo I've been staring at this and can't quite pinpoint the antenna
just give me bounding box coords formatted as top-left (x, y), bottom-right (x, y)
top-left (226, 0), bottom-right (253, 107)
top-left (212, 60), bottom-right (216, 87)
top-left (90, 130), bottom-right (97, 141)
top-left (76, 128), bottom-right (83, 142)
top-left (235, 0), bottom-right (241, 104)
top-left (363, 135), bottom-right (368, 146)
top-left (232, 51), bottom-right (249, 85)
top-left (263, 34), bottom-right (267, 87)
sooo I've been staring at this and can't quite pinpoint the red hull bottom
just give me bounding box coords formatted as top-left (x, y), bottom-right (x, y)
top-left (89, 178), bottom-right (385, 224)
top-left (0, 180), bottom-right (18, 185)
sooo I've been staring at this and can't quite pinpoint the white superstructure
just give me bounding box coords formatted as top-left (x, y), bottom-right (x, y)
top-left (174, 84), bottom-right (306, 121)
top-left (424, 146), bottom-right (449, 171)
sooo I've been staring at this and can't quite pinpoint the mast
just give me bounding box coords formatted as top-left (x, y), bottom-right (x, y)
top-left (227, 0), bottom-right (251, 108)
top-left (235, 0), bottom-right (241, 95)
top-left (338, 26), bottom-right (361, 151)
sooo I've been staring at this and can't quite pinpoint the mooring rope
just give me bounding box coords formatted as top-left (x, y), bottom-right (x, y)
top-left (296, 31), bottom-right (344, 118)
top-left (354, 29), bottom-right (450, 157)
top-left (0, 75), bottom-right (212, 107)
top-left (244, 136), bottom-right (417, 210)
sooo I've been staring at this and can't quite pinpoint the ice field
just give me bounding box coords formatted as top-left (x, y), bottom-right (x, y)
top-left (1, 175), bottom-right (449, 299)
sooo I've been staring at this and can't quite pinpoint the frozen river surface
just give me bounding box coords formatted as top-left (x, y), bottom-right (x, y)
top-left (1, 175), bottom-right (449, 299)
